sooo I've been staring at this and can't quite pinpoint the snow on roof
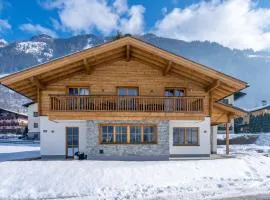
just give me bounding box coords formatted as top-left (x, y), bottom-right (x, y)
top-left (0, 107), bottom-right (27, 117)
top-left (246, 104), bottom-right (270, 112)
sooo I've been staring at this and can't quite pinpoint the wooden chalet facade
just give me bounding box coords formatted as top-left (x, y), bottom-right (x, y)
top-left (0, 36), bottom-right (248, 160)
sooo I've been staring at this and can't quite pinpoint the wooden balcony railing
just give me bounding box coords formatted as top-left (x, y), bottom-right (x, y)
top-left (50, 95), bottom-right (204, 113)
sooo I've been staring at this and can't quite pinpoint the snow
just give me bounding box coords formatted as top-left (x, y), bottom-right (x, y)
top-left (0, 39), bottom-right (7, 48)
top-left (16, 41), bottom-right (53, 62)
top-left (0, 143), bottom-right (40, 161)
top-left (84, 38), bottom-right (94, 49)
top-left (0, 144), bottom-right (269, 199)
top-left (245, 104), bottom-right (270, 112)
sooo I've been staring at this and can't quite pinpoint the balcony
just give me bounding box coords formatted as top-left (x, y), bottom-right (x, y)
top-left (50, 95), bottom-right (205, 113)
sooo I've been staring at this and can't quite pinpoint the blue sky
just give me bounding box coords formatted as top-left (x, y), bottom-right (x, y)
top-left (1, 0), bottom-right (270, 51)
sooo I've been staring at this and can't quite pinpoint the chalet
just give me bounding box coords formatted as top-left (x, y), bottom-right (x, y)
top-left (235, 101), bottom-right (270, 133)
top-left (0, 36), bottom-right (248, 160)
top-left (0, 107), bottom-right (28, 134)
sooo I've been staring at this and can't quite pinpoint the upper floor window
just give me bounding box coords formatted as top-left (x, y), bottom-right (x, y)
top-left (164, 88), bottom-right (185, 97)
top-left (118, 87), bottom-right (138, 96)
top-left (33, 112), bottom-right (38, 117)
top-left (68, 87), bottom-right (90, 96)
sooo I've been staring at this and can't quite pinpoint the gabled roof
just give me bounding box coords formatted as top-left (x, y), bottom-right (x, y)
top-left (0, 107), bottom-right (27, 117)
top-left (0, 36), bottom-right (248, 101)
top-left (214, 102), bottom-right (248, 117)
top-left (247, 104), bottom-right (270, 112)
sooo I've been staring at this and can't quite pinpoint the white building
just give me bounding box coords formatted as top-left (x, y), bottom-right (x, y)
top-left (23, 102), bottom-right (40, 140)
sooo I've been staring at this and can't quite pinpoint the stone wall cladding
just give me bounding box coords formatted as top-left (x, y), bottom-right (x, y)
top-left (86, 120), bottom-right (169, 159)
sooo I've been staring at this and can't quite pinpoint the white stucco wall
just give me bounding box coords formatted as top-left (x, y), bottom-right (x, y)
top-left (169, 117), bottom-right (211, 156)
top-left (40, 116), bottom-right (87, 156)
top-left (27, 103), bottom-right (40, 133)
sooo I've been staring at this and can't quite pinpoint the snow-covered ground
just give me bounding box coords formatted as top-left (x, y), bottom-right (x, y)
top-left (0, 135), bottom-right (270, 199)
top-left (0, 143), bottom-right (40, 161)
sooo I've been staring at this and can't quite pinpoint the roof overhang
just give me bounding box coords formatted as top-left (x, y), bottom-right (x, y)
top-left (0, 36), bottom-right (248, 101)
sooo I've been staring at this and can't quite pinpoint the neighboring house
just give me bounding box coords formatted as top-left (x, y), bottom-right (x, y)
top-left (0, 107), bottom-right (27, 134)
top-left (23, 102), bottom-right (40, 140)
top-left (235, 101), bottom-right (270, 133)
top-left (0, 36), bottom-right (248, 160)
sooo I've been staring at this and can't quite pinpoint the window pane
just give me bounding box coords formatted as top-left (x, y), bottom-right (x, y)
top-left (115, 126), bottom-right (127, 143)
top-left (175, 89), bottom-right (185, 97)
top-left (164, 89), bottom-right (174, 97)
top-left (69, 88), bottom-right (78, 96)
top-left (118, 88), bottom-right (126, 96)
top-left (102, 126), bottom-right (114, 144)
top-left (185, 128), bottom-right (198, 145)
top-left (79, 88), bottom-right (89, 95)
top-left (127, 88), bottom-right (138, 96)
top-left (173, 128), bottom-right (184, 145)
top-left (143, 126), bottom-right (155, 143)
top-left (130, 126), bottom-right (141, 143)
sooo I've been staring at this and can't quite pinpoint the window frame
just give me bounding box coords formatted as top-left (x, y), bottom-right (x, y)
top-left (99, 124), bottom-right (157, 144)
top-left (117, 86), bottom-right (139, 96)
top-left (33, 112), bottom-right (38, 117)
top-left (172, 127), bottom-right (200, 146)
top-left (66, 86), bottom-right (90, 96)
top-left (33, 123), bottom-right (39, 128)
top-left (164, 88), bottom-right (186, 97)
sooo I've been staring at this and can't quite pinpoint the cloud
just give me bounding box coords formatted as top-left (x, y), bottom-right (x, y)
top-left (120, 5), bottom-right (145, 34)
top-left (41, 0), bottom-right (145, 35)
top-left (0, 1), bottom-right (11, 33)
top-left (0, 19), bottom-right (11, 32)
top-left (113, 0), bottom-right (128, 14)
top-left (154, 0), bottom-right (270, 51)
top-left (19, 24), bottom-right (57, 37)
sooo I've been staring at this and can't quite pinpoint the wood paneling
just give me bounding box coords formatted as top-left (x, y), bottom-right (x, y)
top-left (41, 60), bottom-right (208, 118)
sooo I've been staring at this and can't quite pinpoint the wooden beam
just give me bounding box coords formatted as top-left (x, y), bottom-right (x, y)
top-left (163, 60), bottom-right (172, 76)
top-left (209, 92), bottom-right (213, 117)
top-left (29, 76), bottom-right (45, 89)
top-left (225, 122), bottom-right (230, 155)
top-left (126, 45), bottom-right (130, 61)
top-left (83, 58), bottom-right (92, 75)
top-left (206, 80), bottom-right (220, 93)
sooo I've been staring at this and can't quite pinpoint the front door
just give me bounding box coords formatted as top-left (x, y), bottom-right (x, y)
top-left (66, 127), bottom-right (79, 158)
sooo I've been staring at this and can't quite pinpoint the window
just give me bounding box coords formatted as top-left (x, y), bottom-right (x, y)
top-left (143, 126), bottom-right (155, 143)
top-left (101, 126), bottom-right (114, 144)
top-left (34, 123), bottom-right (38, 128)
top-left (100, 124), bottom-right (157, 144)
top-left (68, 87), bottom-right (90, 96)
top-left (33, 112), bottom-right (38, 117)
top-left (118, 87), bottom-right (138, 96)
top-left (130, 126), bottom-right (141, 144)
top-left (173, 127), bottom-right (199, 146)
top-left (164, 88), bottom-right (185, 97)
top-left (115, 126), bottom-right (127, 143)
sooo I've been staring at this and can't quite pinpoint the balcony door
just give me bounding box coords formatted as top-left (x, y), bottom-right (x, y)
top-left (66, 127), bottom-right (79, 158)
top-left (164, 88), bottom-right (185, 111)
top-left (117, 87), bottom-right (138, 110)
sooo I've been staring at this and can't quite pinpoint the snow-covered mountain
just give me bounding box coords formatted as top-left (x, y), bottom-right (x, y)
top-left (0, 33), bottom-right (269, 111)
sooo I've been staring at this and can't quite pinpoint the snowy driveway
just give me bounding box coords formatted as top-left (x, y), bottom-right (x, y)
top-left (0, 144), bottom-right (270, 200)
top-left (0, 143), bottom-right (40, 161)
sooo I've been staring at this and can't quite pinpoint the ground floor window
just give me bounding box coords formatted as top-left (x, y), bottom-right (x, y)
top-left (100, 124), bottom-right (157, 144)
top-left (173, 127), bottom-right (199, 146)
